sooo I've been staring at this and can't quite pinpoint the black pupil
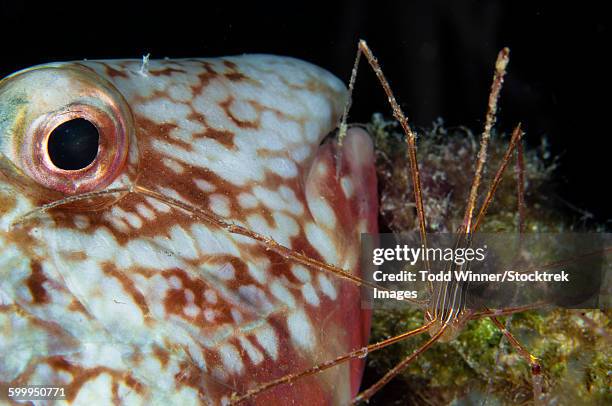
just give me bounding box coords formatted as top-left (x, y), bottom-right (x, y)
top-left (47, 118), bottom-right (100, 170)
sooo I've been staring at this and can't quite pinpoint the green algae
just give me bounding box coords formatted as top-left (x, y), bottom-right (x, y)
top-left (362, 115), bottom-right (611, 405)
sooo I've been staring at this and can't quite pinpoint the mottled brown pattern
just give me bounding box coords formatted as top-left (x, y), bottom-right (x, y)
top-left (220, 97), bottom-right (260, 129)
top-left (25, 262), bottom-right (49, 304)
top-left (103, 63), bottom-right (129, 79)
top-left (149, 67), bottom-right (188, 77)
top-left (195, 127), bottom-right (236, 149)
top-left (102, 263), bottom-right (151, 317)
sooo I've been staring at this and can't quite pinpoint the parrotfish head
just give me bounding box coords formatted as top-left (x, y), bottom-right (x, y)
top-left (0, 55), bottom-right (378, 404)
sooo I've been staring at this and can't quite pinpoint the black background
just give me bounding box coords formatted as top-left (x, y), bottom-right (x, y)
top-left (1, 1), bottom-right (609, 226)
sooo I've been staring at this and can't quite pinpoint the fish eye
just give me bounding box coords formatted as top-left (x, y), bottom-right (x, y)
top-left (26, 102), bottom-right (130, 195)
top-left (47, 118), bottom-right (100, 170)
top-left (0, 65), bottom-right (134, 195)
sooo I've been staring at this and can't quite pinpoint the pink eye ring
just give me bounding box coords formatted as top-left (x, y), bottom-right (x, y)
top-left (23, 102), bottom-right (129, 194)
top-left (0, 64), bottom-right (135, 196)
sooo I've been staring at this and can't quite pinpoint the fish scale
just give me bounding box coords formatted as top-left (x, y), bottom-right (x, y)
top-left (0, 55), bottom-right (378, 404)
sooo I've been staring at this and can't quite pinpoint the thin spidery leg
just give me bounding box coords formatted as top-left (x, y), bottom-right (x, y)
top-left (471, 302), bottom-right (548, 320)
top-left (482, 136), bottom-right (528, 406)
top-left (473, 124), bottom-right (523, 232)
top-left (228, 320), bottom-right (436, 404)
top-left (353, 45), bottom-right (513, 403)
top-left (337, 43), bottom-right (362, 147)
top-left (345, 39), bottom-right (434, 292)
top-left (464, 50), bottom-right (543, 405)
top-left (489, 316), bottom-right (543, 405)
top-left (487, 138), bottom-right (544, 405)
top-left (352, 323), bottom-right (449, 404)
top-left (12, 183), bottom-right (427, 307)
top-left (463, 47), bottom-right (510, 234)
top-left (516, 138), bottom-right (527, 235)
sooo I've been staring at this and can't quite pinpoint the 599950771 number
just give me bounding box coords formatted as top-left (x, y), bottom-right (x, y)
top-left (6, 385), bottom-right (67, 400)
